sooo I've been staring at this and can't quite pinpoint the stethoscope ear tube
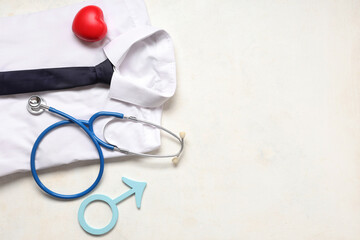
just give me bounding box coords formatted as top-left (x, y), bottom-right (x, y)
top-left (103, 116), bottom-right (185, 163)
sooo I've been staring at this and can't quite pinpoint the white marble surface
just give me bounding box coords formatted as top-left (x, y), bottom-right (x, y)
top-left (1, 0), bottom-right (360, 239)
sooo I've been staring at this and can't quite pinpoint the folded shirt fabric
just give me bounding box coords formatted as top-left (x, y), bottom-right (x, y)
top-left (0, 0), bottom-right (176, 176)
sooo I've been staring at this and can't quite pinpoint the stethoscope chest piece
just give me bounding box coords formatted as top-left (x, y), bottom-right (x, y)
top-left (27, 95), bottom-right (47, 115)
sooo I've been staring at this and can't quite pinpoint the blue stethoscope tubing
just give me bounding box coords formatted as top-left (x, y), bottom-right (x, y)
top-left (30, 107), bottom-right (124, 199)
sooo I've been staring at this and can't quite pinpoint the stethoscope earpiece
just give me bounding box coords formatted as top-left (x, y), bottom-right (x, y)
top-left (172, 132), bottom-right (186, 165)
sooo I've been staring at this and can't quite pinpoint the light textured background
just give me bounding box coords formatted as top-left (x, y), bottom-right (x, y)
top-left (1, 0), bottom-right (360, 239)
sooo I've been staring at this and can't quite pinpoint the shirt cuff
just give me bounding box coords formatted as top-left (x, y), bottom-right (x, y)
top-left (103, 26), bottom-right (176, 108)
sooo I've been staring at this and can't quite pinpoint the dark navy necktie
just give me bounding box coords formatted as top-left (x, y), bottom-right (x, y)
top-left (0, 59), bottom-right (113, 95)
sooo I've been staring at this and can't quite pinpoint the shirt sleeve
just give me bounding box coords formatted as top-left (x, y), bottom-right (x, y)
top-left (103, 26), bottom-right (176, 108)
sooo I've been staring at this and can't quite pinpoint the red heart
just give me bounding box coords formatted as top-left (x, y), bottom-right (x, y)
top-left (72, 5), bottom-right (107, 42)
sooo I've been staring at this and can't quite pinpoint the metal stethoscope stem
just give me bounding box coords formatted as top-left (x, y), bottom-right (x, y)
top-left (105, 116), bottom-right (185, 163)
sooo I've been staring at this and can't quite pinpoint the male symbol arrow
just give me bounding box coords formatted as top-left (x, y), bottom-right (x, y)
top-left (78, 177), bottom-right (147, 235)
top-left (114, 177), bottom-right (147, 207)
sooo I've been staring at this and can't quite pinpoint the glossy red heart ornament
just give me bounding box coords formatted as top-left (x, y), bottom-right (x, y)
top-left (72, 5), bottom-right (107, 42)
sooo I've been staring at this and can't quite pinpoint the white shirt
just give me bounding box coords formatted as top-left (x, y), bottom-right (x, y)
top-left (0, 0), bottom-right (176, 176)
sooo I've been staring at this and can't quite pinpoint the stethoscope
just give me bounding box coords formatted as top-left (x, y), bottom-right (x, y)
top-left (27, 95), bottom-right (185, 200)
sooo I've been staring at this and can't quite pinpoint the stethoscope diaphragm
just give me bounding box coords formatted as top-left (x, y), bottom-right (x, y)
top-left (27, 95), bottom-right (47, 115)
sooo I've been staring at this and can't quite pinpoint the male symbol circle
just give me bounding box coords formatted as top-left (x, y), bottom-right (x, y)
top-left (78, 194), bottom-right (119, 235)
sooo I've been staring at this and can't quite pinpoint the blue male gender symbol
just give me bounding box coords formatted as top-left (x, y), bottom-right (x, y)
top-left (78, 177), bottom-right (147, 235)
